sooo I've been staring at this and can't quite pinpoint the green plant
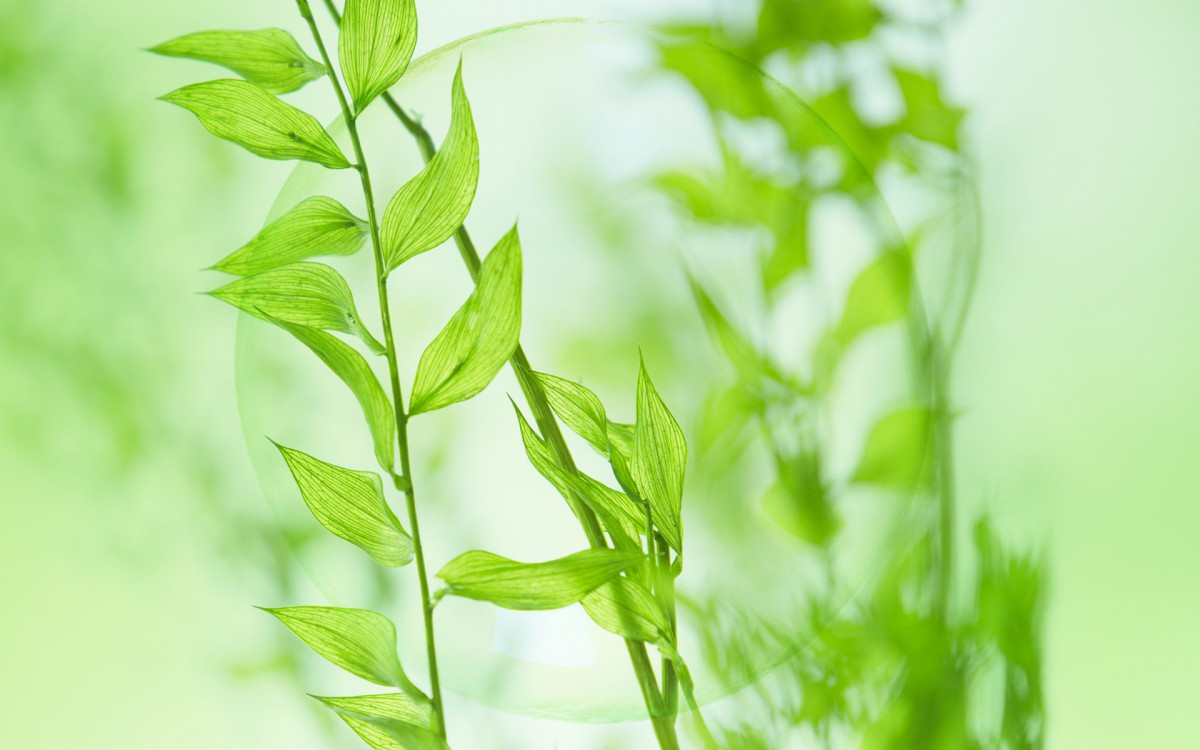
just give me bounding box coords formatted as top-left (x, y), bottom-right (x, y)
top-left (153, 1), bottom-right (713, 748)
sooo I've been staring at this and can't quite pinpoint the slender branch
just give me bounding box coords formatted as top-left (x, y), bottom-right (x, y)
top-left (295, 0), bottom-right (446, 736)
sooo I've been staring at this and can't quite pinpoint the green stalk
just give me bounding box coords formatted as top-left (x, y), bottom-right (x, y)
top-left (295, 0), bottom-right (446, 736)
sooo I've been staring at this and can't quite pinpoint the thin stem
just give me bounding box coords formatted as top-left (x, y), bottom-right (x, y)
top-left (295, 0), bottom-right (446, 736)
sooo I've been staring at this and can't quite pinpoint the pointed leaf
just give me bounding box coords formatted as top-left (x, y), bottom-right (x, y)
top-left (274, 323), bottom-right (395, 470)
top-left (274, 444), bottom-right (410, 565)
top-left (208, 262), bottom-right (383, 353)
top-left (340, 0), bottom-right (418, 113)
top-left (533, 371), bottom-right (610, 455)
top-left (160, 79), bottom-right (350, 168)
top-left (312, 694), bottom-right (445, 750)
top-left (262, 606), bottom-right (422, 696)
top-left (213, 196), bottom-right (368, 276)
top-left (581, 577), bottom-right (671, 645)
top-left (149, 28), bottom-right (326, 94)
top-left (381, 63), bottom-right (478, 271)
top-left (631, 358), bottom-right (686, 552)
top-left (513, 404), bottom-right (645, 548)
top-left (437, 549), bottom-right (644, 611)
top-left (311, 693), bottom-right (432, 730)
top-left (409, 226), bottom-right (520, 414)
top-left (851, 406), bottom-right (933, 489)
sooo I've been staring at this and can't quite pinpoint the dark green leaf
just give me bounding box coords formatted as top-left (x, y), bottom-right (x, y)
top-left (212, 196), bottom-right (367, 276)
top-left (340, 0), bottom-right (418, 113)
top-left (581, 577), bottom-right (671, 645)
top-left (409, 226), bottom-right (520, 414)
top-left (631, 358), bottom-right (686, 552)
top-left (533, 371), bottom-right (609, 455)
top-left (208, 262), bottom-right (383, 354)
top-left (273, 322), bottom-right (394, 470)
top-left (851, 406), bottom-right (933, 489)
top-left (160, 79), bottom-right (350, 169)
top-left (261, 606), bottom-right (422, 696)
top-left (381, 63), bottom-right (478, 271)
top-left (149, 28), bottom-right (326, 94)
top-left (274, 443), bottom-right (410, 565)
top-left (437, 549), bottom-right (644, 611)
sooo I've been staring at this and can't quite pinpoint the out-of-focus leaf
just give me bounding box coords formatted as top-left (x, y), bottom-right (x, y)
top-left (160, 79), bottom-right (350, 169)
top-left (894, 69), bottom-right (964, 150)
top-left (437, 549), bottom-right (644, 611)
top-left (339, 0), bottom-right (418, 113)
top-left (261, 606), bottom-right (422, 696)
top-left (381, 62), bottom-right (478, 271)
top-left (274, 322), bottom-right (394, 470)
top-left (513, 404), bottom-right (645, 547)
top-left (689, 276), bottom-right (763, 380)
top-left (409, 225), bottom-right (520, 414)
top-left (851, 406), bottom-right (933, 489)
top-left (212, 196), bottom-right (367, 276)
top-left (761, 451), bottom-right (839, 546)
top-left (632, 358), bottom-right (686, 552)
top-left (273, 444), bottom-right (410, 566)
top-left (581, 577), bottom-right (671, 645)
top-left (659, 39), bottom-right (772, 120)
top-left (756, 0), bottom-right (881, 54)
top-left (208, 262), bottom-right (383, 354)
top-left (149, 28), bottom-right (326, 94)
top-left (834, 251), bottom-right (911, 347)
top-left (312, 694), bottom-right (445, 750)
top-left (533, 371), bottom-right (610, 455)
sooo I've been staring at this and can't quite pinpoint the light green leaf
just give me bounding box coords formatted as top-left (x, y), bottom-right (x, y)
top-left (212, 196), bottom-right (367, 276)
top-left (149, 28), bottom-right (326, 94)
top-left (438, 549), bottom-right (644, 611)
top-left (631, 358), bottom-right (686, 552)
top-left (312, 694), bottom-right (444, 750)
top-left (381, 63), bottom-right (478, 271)
top-left (273, 444), bottom-right (410, 565)
top-left (851, 406), bottom-right (933, 489)
top-left (339, 0), bottom-right (418, 114)
top-left (274, 323), bottom-right (395, 470)
top-left (208, 262), bottom-right (383, 354)
top-left (834, 251), bottom-right (911, 346)
top-left (513, 404), bottom-right (645, 548)
top-left (160, 79), bottom-right (350, 169)
top-left (581, 577), bottom-right (671, 645)
top-left (533, 371), bottom-right (610, 455)
top-left (261, 606), bottom-right (422, 697)
top-left (409, 226), bottom-right (520, 414)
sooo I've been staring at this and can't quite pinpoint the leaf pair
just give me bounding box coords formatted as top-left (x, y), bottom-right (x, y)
top-left (409, 225), bottom-right (521, 414)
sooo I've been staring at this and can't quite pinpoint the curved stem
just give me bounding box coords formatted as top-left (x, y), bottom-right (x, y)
top-left (295, 0), bottom-right (446, 737)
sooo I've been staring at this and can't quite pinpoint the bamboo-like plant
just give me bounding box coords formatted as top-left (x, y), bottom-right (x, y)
top-left (153, 1), bottom-right (713, 748)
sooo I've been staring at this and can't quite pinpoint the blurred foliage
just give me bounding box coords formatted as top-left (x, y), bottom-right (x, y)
top-left (653, 0), bottom-right (1045, 747)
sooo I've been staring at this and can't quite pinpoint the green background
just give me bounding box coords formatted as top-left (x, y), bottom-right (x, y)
top-left (1, 0), bottom-right (1196, 747)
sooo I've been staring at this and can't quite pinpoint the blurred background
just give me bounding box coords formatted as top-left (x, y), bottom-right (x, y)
top-left (1, 0), bottom-right (1197, 748)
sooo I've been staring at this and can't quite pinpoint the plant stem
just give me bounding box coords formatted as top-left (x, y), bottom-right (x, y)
top-left (295, 0), bottom-right (446, 736)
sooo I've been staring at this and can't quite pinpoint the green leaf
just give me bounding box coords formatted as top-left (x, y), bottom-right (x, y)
top-left (834, 251), bottom-right (911, 347)
top-left (212, 196), bottom-right (368, 276)
top-left (409, 226), bottom-right (520, 414)
top-left (851, 406), bottom-right (933, 489)
top-left (339, 0), bottom-right (418, 114)
top-left (513, 404), bottom-right (645, 548)
top-left (273, 443), bottom-right (410, 566)
top-left (381, 62), bottom-right (479, 271)
top-left (631, 358), bottom-right (686, 552)
top-left (894, 69), bottom-right (964, 150)
top-left (160, 79), bottom-right (350, 169)
top-left (208, 262), bottom-right (383, 354)
top-left (437, 549), bottom-right (644, 611)
top-left (149, 28), bottom-right (326, 94)
top-left (312, 694), bottom-right (446, 750)
top-left (581, 577), bottom-right (671, 645)
top-left (533, 371), bottom-right (610, 455)
top-left (261, 606), bottom-right (422, 696)
top-left (274, 323), bottom-right (395, 470)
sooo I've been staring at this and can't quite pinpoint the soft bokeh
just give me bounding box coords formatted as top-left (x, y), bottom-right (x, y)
top-left (1, 0), bottom-right (1196, 748)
